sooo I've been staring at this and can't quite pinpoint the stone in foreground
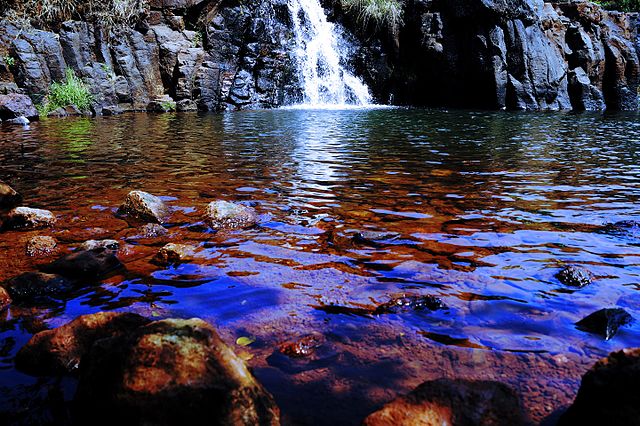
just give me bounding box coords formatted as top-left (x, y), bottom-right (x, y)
top-left (0, 181), bottom-right (22, 209)
top-left (2, 207), bottom-right (56, 230)
top-left (75, 318), bottom-right (280, 425)
top-left (0, 93), bottom-right (38, 120)
top-left (16, 312), bottom-right (150, 375)
top-left (78, 239), bottom-right (120, 251)
top-left (42, 248), bottom-right (123, 280)
top-left (559, 348), bottom-right (640, 426)
top-left (204, 200), bottom-right (258, 230)
top-left (555, 265), bottom-right (593, 288)
top-left (118, 190), bottom-right (169, 224)
top-left (26, 235), bottom-right (58, 257)
top-left (363, 379), bottom-right (528, 426)
top-left (153, 243), bottom-right (196, 265)
top-left (3, 272), bottom-right (75, 302)
top-left (576, 308), bottom-right (632, 340)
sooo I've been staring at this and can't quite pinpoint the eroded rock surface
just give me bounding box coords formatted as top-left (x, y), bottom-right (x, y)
top-left (556, 265), bottom-right (593, 288)
top-left (204, 200), bottom-right (258, 230)
top-left (118, 190), bottom-right (169, 224)
top-left (2, 207), bottom-right (56, 230)
top-left (25, 235), bottom-right (58, 257)
top-left (153, 243), bottom-right (197, 265)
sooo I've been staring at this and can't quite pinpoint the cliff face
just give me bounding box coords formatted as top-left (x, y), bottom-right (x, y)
top-left (0, 0), bottom-right (638, 112)
top-left (346, 0), bottom-right (640, 110)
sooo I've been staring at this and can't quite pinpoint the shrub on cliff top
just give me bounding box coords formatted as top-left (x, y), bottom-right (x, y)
top-left (37, 68), bottom-right (93, 116)
top-left (595, 0), bottom-right (640, 11)
top-left (340, 0), bottom-right (404, 34)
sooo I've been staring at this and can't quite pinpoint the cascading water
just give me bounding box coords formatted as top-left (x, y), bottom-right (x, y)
top-left (287, 0), bottom-right (372, 107)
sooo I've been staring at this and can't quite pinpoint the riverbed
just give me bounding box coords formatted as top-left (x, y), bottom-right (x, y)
top-left (1, 109), bottom-right (639, 424)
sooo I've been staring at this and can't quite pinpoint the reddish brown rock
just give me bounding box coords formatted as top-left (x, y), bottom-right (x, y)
top-left (279, 334), bottom-right (324, 358)
top-left (75, 318), bottom-right (280, 426)
top-left (559, 348), bottom-right (640, 426)
top-left (15, 312), bottom-right (150, 375)
top-left (25, 235), bottom-right (58, 257)
top-left (0, 287), bottom-right (11, 311)
top-left (363, 379), bottom-right (528, 426)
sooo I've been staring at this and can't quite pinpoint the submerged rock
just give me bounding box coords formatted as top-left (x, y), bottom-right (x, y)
top-left (25, 235), bottom-right (58, 257)
top-left (555, 265), bottom-right (593, 288)
top-left (78, 239), bottom-right (120, 251)
top-left (278, 334), bottom-right (325, 358)
top-left (374, 294), bottom-right (447, 315)
top-left (0, 181), bottom-right (22, 209)
top-left (0, 287), bottom-right (11, 311)
top-left (559, 348), bottom-right (640, 426)
top-left (576, 308), bottom-right (632, 340)
top-left (42, 248), bottom-right (123, 280)
top-left (363, 379), bottom-right (528, 426)
top-left (153, 243), bottom-right (196, 265)
top-left (601, 220), bottom-right (640, 238)
top-left (352, 230), bottom-right (400, 245)
top-left (2, 207), bottom-right (56, 231)
top-left (75, 318), bottom-right (280, 425)
top-left (140, 222), bottom-right (169, 238)
top-left (204, 200), bottom-right (258, 230)
top-left (118, 190), bottom-right (169, 224)
top-left (16, 312), bottom-right (150, 376)
top-left (3, 272), bottom-right (75, 302)
top-left (0, 93), bottom-right (38, 120)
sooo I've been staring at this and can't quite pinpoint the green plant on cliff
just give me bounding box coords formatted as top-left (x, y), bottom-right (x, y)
top-left (340, 0), bottom-right (404, 34)
top-left (38, 68), bottom-right (93, 116)
top-left (595, 0), bottom-right (640, 11)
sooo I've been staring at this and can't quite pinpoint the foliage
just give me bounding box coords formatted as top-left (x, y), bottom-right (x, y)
top-left (340, 0), bottom-right (404, 34)
top-left (192, 31), bottom-right (203, 48)
top-left (595, 0), bottom-right (640, 11)
top-left (6, 0), bottom-right (149, 29)
top-left (38, 68), bottom-right (93, 116)
top-left (160, 100), bottom-right (177, 112)
top-left (3, 56), bottom-right (16, 67)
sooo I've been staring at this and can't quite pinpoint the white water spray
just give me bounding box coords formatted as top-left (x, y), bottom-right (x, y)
top-left (287, 0), bottom-right (372, 107)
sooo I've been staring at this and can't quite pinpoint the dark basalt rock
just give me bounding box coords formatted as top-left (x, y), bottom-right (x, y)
top-left (41, 248), bottom-right (123, 280)
top-left (0, 181), bottom-right (22, 209)
top-left (118, 190), bottom-right (170, 224)
top-left (374, 294), bottom-right (447, 315)
top-left (555, 265), bottom-right (594, 288)
top-left (3, 272), bottom-right (75, 303)
top-left (363, 379), bottom-right (529, 426)
top-left (16, 312), bottom-right (151, 376)
top-left (0, 93), bottom-right (38, 120)
top-left (74, 318), bottom-right (280, 426)
top-left (559, 348), bottom-right (640, 426)
top-left (576, 308), bottom-right (633, 340)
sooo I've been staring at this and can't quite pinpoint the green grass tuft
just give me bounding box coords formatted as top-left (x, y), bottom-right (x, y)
top-left (38, 68), bottom-right (93, 116)
top-left (340, 0), bottom-right (404, 34)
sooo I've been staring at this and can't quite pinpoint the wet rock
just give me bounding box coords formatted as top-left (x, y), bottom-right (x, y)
top-left (102, 105), bottom-right (123, 116)
top-left (75, 318), bottom-right (280, 425)
top-left (25, 235), bottom-right (58, 257)
top-left (0, 181), bottom-right (22, 209)
top-left (0, 287), bottom-right (11, 311)
top-left (118, 190), bottom-right (169, 224)
top-left (559, 348), bottom-right (640, 426)
top-left (5, 116), bottom-right (30, 125)
top-left (278, 334), bottom-right (325, 358)
top-left (2, 207), bottom-right (56, 231)
top-left (3, 272), bottom-right (75, 303)
top-left (16, 312), bottom-right (150, 376)
top-left (555, 265), bottom-right (593, 288)
top-left (204, 200), bottom-right (258, 230)
top-left (78, 239), bottom-right (120, 251)
top-left (353, 230), bottom-right (400, 245)
top-left (153, 243), bottom-right (196, 265)
top-left (42, 248), bottom-right (123, 280)
top-left (374, 294), bottom-right (447, 315)
top-left (0, 93), bottom-right (38, 120)
top-left (601, 220), bottom-right (640, 238)
top-left (363, 379), bottom-right (528, 426)
top-left (576, 308), bottom-right (632, 340)
top-left (140, 222), bottom-right (169, 238)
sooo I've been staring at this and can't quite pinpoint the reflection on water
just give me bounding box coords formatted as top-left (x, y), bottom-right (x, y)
top-left (1, 109), bottom-right (640, 423)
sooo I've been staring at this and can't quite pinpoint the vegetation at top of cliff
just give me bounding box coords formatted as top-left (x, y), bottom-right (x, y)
top-left (3, 0), bottom-right (149, 29)
top-left (37, 68), bottom-right (93, 116)
top-left (595, 0), bottom-right (640, 11)
top-left (339, 0), bottom-right (404, 34)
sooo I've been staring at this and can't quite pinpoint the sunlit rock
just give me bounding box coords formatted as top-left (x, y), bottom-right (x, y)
top-left (118, 190), bottom-right (169, 224)
top-left (153, 243), bottom-right (196, 265)
top-left (25, 235), bottom-right (58, 257)
top-left (2, 207), bottom-right (56, 231)
top-left (79, 239), bottom-right (120, 251)
top-left (16, 312), bottom-right (150, 375)
top-left (140, 222), bottom-right (169, 238)
top-left (559, 348), bottom-right (640, 425)
top-left (204, 200), bottom-right (258, 230)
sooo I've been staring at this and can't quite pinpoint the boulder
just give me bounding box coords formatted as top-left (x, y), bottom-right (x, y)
top-left (118, 191), bottom-right (170, 224)
top-left (576, 308), bottom-right (632, 340)
top-left (2, 207), bottom-right (56, 231)
top-left (363, 379), bottom-right (528, 426)
top-left (3, 272), bottom-right (75, 302)
top-left (0, 181), bottom-right (22, 209)
top-left (0, 286), bottom-right (11, 311)
top-left (25, 235), bottom-right (58, 257)
top-left (559, 348), bottom-right (640, 426)
top-left (78, 239), bottom-right (120, 251)
top-left (140, 222), bottom-right (169, 238)
top-left (16, 312), bottom-right (150, 376)
top-left (152, 243), bottom-right (196, 265)
top-left (42, 248), bottom-right (123, 280)
top-left (0, 93), bottom-right (38, 120)
top-left (204, 200), bottom-right (258, 230)
top-left (75, 318), bottom-right (280, 425)
top-left (555, 265), bottom-right (593, 288)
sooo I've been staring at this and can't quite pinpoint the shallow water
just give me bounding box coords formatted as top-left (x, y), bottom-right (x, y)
top-left (1, 109), bottom-right (640, 423)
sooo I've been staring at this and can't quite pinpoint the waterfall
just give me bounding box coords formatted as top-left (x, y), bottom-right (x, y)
top-left (287, 0), bottom-right (372, 107)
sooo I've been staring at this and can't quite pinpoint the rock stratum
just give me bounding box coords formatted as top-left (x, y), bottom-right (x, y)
top-left (0, 0), bottom-right (638, 113)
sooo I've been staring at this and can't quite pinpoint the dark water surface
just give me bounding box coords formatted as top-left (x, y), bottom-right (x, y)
top-left (1, 109), bottom-right (640, 424)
